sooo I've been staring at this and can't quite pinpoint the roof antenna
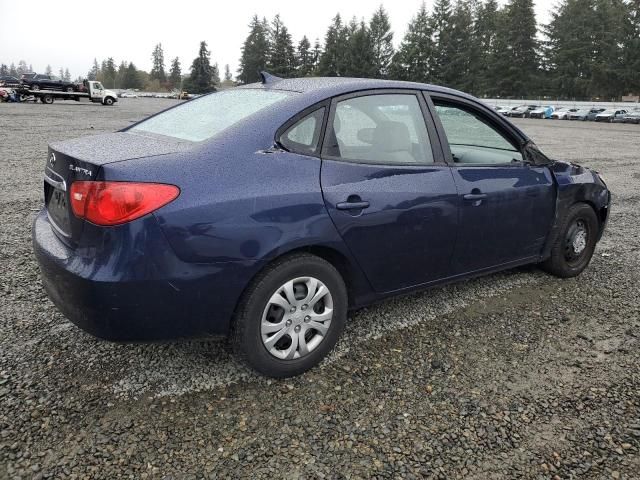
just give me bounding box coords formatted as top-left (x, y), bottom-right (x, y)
top-left (259, 71), bottom-right (283, 84)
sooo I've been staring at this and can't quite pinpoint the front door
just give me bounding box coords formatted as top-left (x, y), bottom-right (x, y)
top-left (428, 96), bottom-right (556, 274)
top-left (320, 91), bottom-right (459, 293)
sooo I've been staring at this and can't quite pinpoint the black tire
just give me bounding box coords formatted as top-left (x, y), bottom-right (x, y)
top-left (31, 84), bottom-right (39, 91)
top-left (42, 95), bottom-right (54, 104)
top-left (232, 253), bottom-right (348, 377)
top-left (103, 97), bottom-right (114, 106)
top-left (541, 203), bottom-right (599, 278)
top-left (65, 86), bottom-right (74, 92)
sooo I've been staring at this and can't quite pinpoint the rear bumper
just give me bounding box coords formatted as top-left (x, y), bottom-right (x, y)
top-left (32, 209), bottom-right (256, 341)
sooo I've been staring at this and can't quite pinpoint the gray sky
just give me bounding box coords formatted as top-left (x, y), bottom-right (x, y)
top-left (0, 0), bottom-right (555, 79)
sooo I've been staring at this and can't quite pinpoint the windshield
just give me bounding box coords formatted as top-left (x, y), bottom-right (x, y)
top-left (130, 89), bottom-right (292, 142)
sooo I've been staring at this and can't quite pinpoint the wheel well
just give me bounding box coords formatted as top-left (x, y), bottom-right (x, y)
top-left (578, 200), bottom-right (606, 229)
top-left (228, 245), bottom-right (360, 334)
top-left (296, 246), bottom-right (356, 302)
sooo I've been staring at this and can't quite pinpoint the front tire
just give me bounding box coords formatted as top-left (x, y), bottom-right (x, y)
top-left (232, 253), bottom-right (348, 377)
top-left (103, 97), bottom-right (114, 105)
top-left (541, 203), bottom-right (599, 278)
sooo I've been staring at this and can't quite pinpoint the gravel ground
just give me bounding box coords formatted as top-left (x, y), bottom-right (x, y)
top-left (1, 99), bottom-right (639, 479)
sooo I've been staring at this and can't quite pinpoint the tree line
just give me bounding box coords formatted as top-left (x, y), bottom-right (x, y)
top-left (81, 41), bottom-right (231, 93)
top-left (3, 0), bottom-right (638, 99)
top-left (238, 0), bottom-right (640, 100)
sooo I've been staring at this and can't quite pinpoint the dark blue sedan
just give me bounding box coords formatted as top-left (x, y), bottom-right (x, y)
top-left (33, 74), bottom-right (611, 377)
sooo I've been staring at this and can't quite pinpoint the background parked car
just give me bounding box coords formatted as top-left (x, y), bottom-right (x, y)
top-left (568, 108), bottom-right (605, 121)
top-left (595, 109), bottom-right (627, 122)
top-left (507, 105), bottom-right (539, 118)
top-left (529, 105), bottom-right (555, 119)
top-left (21, 74), bottom-right (79, 92)
top-left (0, 75), bottom-right (21, 87)
top-left (495, 106), bottom-right (514, 116)
top-left (551, 107), bottom-right (579, 120)
top-left (621, 109), bottom-right (640, 124)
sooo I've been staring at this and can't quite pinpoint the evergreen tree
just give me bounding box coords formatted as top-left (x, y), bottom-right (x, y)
top-left (188, 41), bottom-right (217, 93)
top-left (150, 43), bottom-right (167, 83)
top-left (268, 14), bottom-right (297, 76)
top-left (429, 0), bottom-right (453, 83)
top-left (88, 58), bottom-right (100, 81)
top-left (17, 61), bottom-right (28, 75)
top-left (9, 63), bottom-right (17, 76)
top-left (296, 36), bottom-right (314, 77)
top-left (369, 5), bottom-right (394, 78)
top-left (44, 64), bottom-right (52, 75)
top-left (389, 3), bottom-right (434, 82)
top-left (495, 0), bottom-right (539, 97)
top-left (211, 62), bottom-right (221, 85)
top-left (474, 0), bottom-right (501, 96)
top-left (224, 64), bottom-right (232, 81)
top-left (544, 0), bottom-right (597, 98)
top-left (317, 14), bottom-right (349, 76)
top-left (101, 57), bottom-right (117, 88)
top-left (117, 61), bottom-right (128, 88)
top-left (238, 15), bottom-right (271, 83)
top-left (123, 62), bottom-right (142, 89)
top-left (312, 39), bottom-right (322, 72)
top-left (0, 64), bottom-right (8, 76)
top-left (58, 67), bottom-right (64, 79)
top-left (169, 57), bottom-right (182, 89)
top-left (590, 0), bottom-right (629, 98)
top-left (64, 68), bottom-right (71, 82)
top-left (623, 0), bottom-right (640, 95)
top-left (345, 20), bottom-right (376, 77)
top-left (442, 0), bottom-right (476, 90)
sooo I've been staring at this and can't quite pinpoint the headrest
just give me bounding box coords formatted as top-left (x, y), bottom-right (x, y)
top-left (372, 121), bottom-right (411, 152)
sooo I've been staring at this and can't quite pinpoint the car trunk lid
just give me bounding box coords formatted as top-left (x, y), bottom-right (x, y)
top-left (44, 132), bottom-right (191, 245)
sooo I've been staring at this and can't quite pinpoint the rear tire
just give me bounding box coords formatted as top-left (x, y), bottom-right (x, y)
top-left (232, 253), bottom-right (348, 377)
top-left (541, 203), bottom-right (599, 278)
top-left (42, 95), bottom-right (54, 104)
top-left (65, 86), bottom-right (74, 92)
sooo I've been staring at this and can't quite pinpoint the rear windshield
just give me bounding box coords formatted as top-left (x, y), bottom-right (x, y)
top-left (130, 89), bottom-right (292, 142)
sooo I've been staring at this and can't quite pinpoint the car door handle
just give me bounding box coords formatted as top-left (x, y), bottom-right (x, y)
top-left (336, 200), bottom-right (370, 210)
top-left (463, 193), bottom-right (488, 201)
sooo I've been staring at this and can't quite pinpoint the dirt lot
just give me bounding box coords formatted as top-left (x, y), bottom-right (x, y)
top-left (0, 99), bottom-right (639, 479)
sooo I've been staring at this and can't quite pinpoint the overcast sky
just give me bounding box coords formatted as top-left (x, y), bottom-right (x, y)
top-left (0, 0), bottom-right (555, 79)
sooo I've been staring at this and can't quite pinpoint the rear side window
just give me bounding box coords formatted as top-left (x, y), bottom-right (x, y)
top-left (279, 108), bottom-right (325, 155)
top-left (131, 89), bottom-right (292, 142)
top-left (323, 94), bottom-right (434, 165)
top-left (433, 102), bottom-right (523, 165)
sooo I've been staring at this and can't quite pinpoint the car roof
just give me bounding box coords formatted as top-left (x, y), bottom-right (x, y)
top-left (238, 76), bottom-right (478, 103)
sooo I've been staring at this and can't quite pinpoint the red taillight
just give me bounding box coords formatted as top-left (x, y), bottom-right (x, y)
top-left (70, 181), bottom-right (179, 226)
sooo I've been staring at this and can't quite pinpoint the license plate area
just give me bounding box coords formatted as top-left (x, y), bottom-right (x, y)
top-left (45, 183), bottom-right (71, 236)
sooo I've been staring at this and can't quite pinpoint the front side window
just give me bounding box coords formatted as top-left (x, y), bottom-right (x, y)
top-left (323, 93), bottom-right (434, 165)
top-left (433, 102), bottom-right (523, 164)
top-left (279, 108), bottom-right (325, 154)
top-left (131, 89), bottom-right (292, 142)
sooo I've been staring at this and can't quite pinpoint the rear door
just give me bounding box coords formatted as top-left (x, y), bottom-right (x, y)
top-left (320, 90), bottom-right (458, 293)
top-left (426, 93), bottom-right (555, 274)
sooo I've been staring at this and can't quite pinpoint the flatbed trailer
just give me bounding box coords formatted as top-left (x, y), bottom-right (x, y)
top-left (16, 81), bottom-right (118, 106)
